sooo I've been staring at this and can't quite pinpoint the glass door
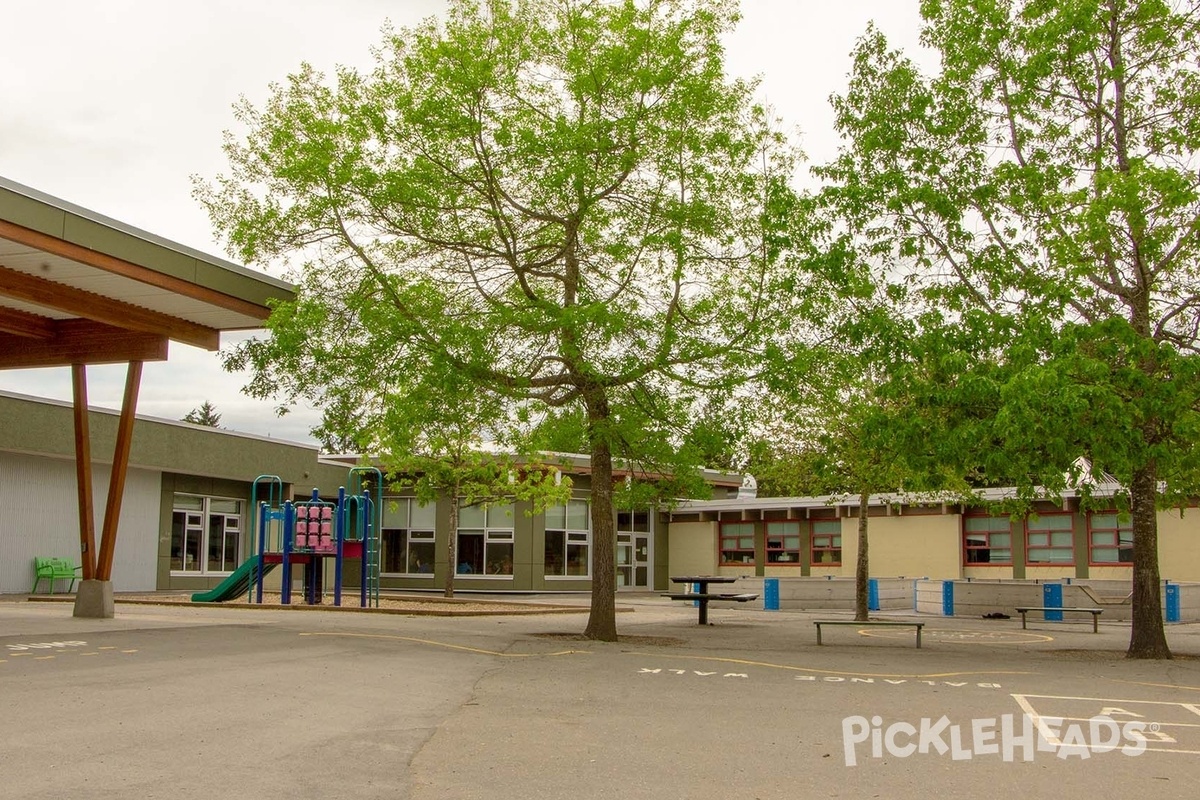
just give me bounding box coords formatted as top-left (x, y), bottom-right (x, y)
top-left (616, 533), bottom-right (633, 588)
top-left (616, 508), bottom-right (653, 590)
top-left (633, 533), bottom-right (650, 589)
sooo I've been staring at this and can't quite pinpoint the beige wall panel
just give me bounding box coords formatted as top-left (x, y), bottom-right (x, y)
top-left (1026, 567), bottom-right (1076, 580)
top-left (668, 521), bottom-right (717, 577)
top-left (1088, 566), bottom-right (1133, 581)
top-left (849, 514), bottom-right (963, 579)
top-left (1157, 509), bottom-right (1200, 581)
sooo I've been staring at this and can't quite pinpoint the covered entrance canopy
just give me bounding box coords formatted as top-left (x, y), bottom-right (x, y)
top-left (0, 176), bottom-right (293, 616)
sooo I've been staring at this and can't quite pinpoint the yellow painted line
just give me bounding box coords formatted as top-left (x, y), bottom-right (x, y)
top-left (34, 656), bottom-right (54, 660)
top-left (1108, 679), bottom-right (1200, 693)
top-left (80, 652), bottom-right (98, 656)
top-left (858, 628), bottom-right (1055, 645)
top-left (121, 650), bottom-right (138, 654)
top-left (98, 646), bottom-right (116, 650)
top-left (299, 631), bottom-right (588, 658)
top-left (623, 651), bottom-right (1034, 679)
top-left (10, 653), bottom-right (31, 657)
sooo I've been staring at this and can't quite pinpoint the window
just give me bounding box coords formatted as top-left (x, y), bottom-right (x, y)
top-left (766, 520), bottom-right (801, 564)
top-left (545, 499), bottom-right (590, 577)
top-left (381, 497), bottom-right (436, 575)
top-left (1026, 514), bottom-right (1075, 564)
top-left (811, 520), bottom-right (841, 566)
top-left (457, 502), bottom-right (514, 576)
top-left (962, 515), bottom-right (1013, 565)
top-left (1089, 512), bottom-right (1133, 564)
top-left (719, 522), bottom-right (755, 565)
top-left (171, 495), bottom-right (242, 574)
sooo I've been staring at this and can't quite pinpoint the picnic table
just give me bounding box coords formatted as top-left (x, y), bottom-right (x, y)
top-left (663, 575), bottom-right (758, 625)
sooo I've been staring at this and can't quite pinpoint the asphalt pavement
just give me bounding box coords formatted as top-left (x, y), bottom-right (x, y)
top-left (2, 594), bottom-right (1198, 799)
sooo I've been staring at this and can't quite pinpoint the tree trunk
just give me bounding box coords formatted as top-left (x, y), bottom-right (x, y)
top-left (854, 490), bottom-right (869, 622)
top-left (583, 393), bottom-right (618, 641)
top-left (1127, 461), bottom-right (1170, 658)
top-left (445, 494), bottom-right (458, 599)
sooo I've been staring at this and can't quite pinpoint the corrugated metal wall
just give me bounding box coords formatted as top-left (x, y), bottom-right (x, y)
top-left (0, 451), bottom-right (160, 593)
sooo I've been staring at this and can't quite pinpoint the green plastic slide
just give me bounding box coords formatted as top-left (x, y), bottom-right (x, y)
top-left (190, 558), bottom-right (277, 603)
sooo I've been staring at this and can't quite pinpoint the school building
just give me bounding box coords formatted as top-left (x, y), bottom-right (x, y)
top-left (665, 491), bottom-right (1200, 584)
top-left (5, 387), bottom-right (1199, 598)
top-left (0, 389), bottom-right (752, 596)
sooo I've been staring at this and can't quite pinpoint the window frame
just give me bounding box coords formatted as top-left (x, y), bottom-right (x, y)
top-left (544, 499), bottom-right (591, 579)
top-left (1025, 512), bottom-right (1076, 566)
top-left (718, 521), bottom-right (756, 566)
top-left (1087, 510), bottom-right (1134, 566)
top-left (961, 514), bottom-right (1014, 567)
top-left (170, 494), bottom-right (244, 576)
top-left (380, 497), bottom-right (437, 577)
top-left (456, 501), bottom-right (515, 579)
top-left (765, 520), bottom-right (802, 565)
top-left (810, 519), bottom-right (842, 567)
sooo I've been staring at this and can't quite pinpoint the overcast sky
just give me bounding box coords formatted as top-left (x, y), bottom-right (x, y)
top-left (0, 0), bottom-right (926, 444)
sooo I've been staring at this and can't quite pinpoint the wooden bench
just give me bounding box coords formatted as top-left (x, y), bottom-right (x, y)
top-left (1015, 606), bottom-right (1103, 633)
top-left (813, 620), bottom-right (926, 648)
top-left (32, 557), bottom-right (82, 594)
top-left (663, 593), bottom-right (759, 625)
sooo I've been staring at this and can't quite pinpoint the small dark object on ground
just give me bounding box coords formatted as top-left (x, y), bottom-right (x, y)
top-left (982, 612), bottom-right (1011, 619)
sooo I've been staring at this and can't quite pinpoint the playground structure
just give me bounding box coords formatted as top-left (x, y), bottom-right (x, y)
top-left (191, 467), bottom-right (382, 607)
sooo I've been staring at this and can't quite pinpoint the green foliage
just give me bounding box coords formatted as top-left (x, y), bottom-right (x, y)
top-left (820, 0), bottom-right (1200, 657)
top-left (182, 401), bottom-right (222, 428)
top-left (202, 0), bottom-right (803, 639)
top-left (743, 440), bottom-right (827, 497)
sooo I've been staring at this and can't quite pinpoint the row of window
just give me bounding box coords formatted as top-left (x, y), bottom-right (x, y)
top-left (964, 512), bottom-right (1133, 566)
top-left (379, 498), bottom-right (594, 578)
top-left (171, 494), bottom-right (618, 578)
top-left (719, 512), bottom-right (1134, 569)
top-left (720, 520), bottom-right (842, 566)
top-left (172, 493), bottom-right (1135, 577)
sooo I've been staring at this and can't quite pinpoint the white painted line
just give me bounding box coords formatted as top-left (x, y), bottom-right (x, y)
top-left (1013, 693), bottom-right (1200, 755)
top-left (1016, 693), bottom-right (1200, 707)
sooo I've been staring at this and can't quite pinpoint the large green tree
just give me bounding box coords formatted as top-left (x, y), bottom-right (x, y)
top-left (820, 0), bottom-right (1200, 657)
top-left (201, 0), bottom-right (798, 640)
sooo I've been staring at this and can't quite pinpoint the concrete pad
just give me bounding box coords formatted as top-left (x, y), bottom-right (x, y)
top-left (72, 579), bottom-right (113, 618)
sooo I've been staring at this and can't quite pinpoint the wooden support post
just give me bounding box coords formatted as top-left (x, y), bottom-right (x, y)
top-left (71, 364), bottom-right (98, 580)
top-left (95, 361), bottom-right (142, 582)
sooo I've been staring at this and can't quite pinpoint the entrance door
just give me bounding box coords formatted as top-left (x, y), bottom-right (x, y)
top-left (616, 518), bottom-right (653, 591)
top-left (632, 533), bottom-right (650, 590)
top-left (617, 533), bottom-right (633, 589)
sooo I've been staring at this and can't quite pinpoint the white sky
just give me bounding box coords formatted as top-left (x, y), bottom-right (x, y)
top-left (0, 0), bottom-right (926, 443)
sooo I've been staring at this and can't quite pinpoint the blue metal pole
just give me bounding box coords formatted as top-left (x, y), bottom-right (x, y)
top-left (281, 501), bottom-right (294, 605)
top-left (359, 493), bottom-right (368, 608)
top-left (256, 501), bottom-right (268, 604)
top-left (334, 487), bottom-right (346, 607)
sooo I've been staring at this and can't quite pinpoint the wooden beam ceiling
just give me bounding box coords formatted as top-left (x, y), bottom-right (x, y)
top-left (0, 264), bottom-right (220, 350)
top-left (0, 218), bottom-right (271, 321)
top-left (0, 319), bottom-right (168, 368)
top-left (0, 305), bottom-right (55, 338)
